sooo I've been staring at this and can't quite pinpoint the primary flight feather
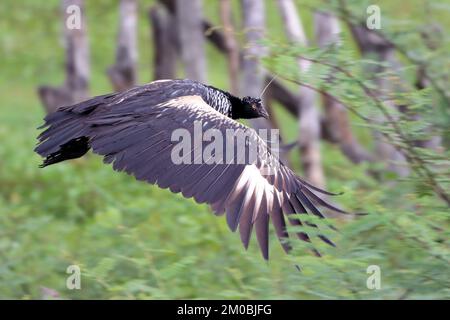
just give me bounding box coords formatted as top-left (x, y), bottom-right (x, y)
top-left (35, 79), bottom-right (346, 260)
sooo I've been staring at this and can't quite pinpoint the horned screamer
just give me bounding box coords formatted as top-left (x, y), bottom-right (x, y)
top-left (36, 79), bottom-right (347, 260)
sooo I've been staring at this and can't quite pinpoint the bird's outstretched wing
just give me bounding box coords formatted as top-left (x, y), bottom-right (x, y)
top-left (36, 81), bottom-right (345, 259)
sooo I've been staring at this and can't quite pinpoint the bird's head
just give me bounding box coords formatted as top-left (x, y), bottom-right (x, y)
top-left (234, 96), bottom-right (269, 120)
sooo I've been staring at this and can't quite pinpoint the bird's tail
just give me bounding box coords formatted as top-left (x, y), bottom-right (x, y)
top-left (35, 94), bottom-right (113, 167)
top-left (35, 109), bottom-right (90, 168)
top-left (38, 136), bottom-right (90, 168)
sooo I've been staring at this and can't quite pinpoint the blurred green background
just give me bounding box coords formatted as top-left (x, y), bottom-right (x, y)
top-left (0, 0), bottom-right (449, 299)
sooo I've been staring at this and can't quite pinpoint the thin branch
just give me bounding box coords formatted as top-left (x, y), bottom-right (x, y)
top-left (271, 61), bottom-right (450, 206)
top-left (335, 0), bottom-right (450, 105)
top-left (298, 55), bottom-right (450, 205)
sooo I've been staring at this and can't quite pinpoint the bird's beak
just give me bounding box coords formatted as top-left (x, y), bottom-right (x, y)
top-left (260, 107), bottom-right (270, 119)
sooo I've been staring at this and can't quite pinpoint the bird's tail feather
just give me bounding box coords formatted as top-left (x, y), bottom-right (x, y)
top-left (38, 136), bottom-right (90, 168)
top-left (34, 98), bottom-right (107, 167)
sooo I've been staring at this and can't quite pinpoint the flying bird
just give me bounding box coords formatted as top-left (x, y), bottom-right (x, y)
top-left (35, 79), bottom-right (346, 260)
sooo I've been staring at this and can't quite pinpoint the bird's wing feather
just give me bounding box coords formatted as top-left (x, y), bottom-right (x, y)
top-left (81, 92), bottom-right (343, 260)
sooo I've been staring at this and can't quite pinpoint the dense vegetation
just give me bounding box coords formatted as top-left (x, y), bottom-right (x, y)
top-left (0, 0), bottom-right (448, 299)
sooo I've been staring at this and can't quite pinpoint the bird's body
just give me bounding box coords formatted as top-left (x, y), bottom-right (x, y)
top-left (35, 79), bottom-right (345, 260)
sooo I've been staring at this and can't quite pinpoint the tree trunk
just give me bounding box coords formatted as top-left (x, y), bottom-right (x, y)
top-left (277, 0), bottom-right (325, 188)
top-left (349, 24), bottom-right (409, 177)
top-left (38, 0), bottom-right (90, 113)
top-left (219, 0), bottom-right (239, 95)
top-left (175, 0), bottom-right (206, 82)
top-left (240, 0), bottom-right (266, 129)
top-left (314, 11), bottom-right (373, 164)
top-left (149, 3), bottom-right (178, 79)
top-left (240, 0), bottom-right (290, 164)
top-left (108, 0), bottom-right (138, 92)
top-left (414, 66), bottom-right (442, 149)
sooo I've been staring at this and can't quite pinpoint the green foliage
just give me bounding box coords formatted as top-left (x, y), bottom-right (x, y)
top-left (0, 0), bottom-right (448, 299)
top-left (261, 0), bottom-right (450, 299)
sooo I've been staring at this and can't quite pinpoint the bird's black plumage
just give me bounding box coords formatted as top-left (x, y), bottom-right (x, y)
top-left (35, 79), bottom-right (346, 260)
